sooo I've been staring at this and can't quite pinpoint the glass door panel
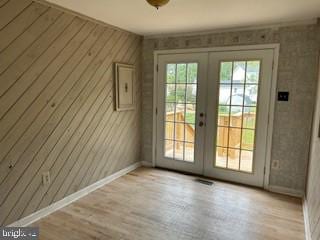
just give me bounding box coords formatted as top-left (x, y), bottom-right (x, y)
top-left (164, 63), bottom-right (198, 162)
top-left (156, 53), bottom-right (207, 174)
top-left (215, 60), bottom-right (260, 173)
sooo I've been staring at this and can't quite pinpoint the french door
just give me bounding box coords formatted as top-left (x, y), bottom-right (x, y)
top-left (204, 49), bottom-right (274, 187)
top-left (155, 48), bottom-right (275, 187)
top-left (156, 53), bottom-right (208, 174)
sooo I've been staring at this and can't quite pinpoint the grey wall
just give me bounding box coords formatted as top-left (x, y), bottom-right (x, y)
top-left (142, 24), bottom-right (320, 193)
top-left (306, 38), bottom-right (320, 240)
top-left (0, 0), bottom-right (142, 226)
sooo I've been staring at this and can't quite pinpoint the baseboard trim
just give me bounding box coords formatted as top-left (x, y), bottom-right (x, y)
top-left (268, 185), bottom-right (304, 198)
top-left (141, 161), bottom-right (154, 167)
top-left (8, 162), bottom-right (142, 227)
top-left (303, 198), bottom-right (312, 240)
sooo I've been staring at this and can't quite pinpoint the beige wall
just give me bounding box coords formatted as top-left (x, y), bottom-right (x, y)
top-left (0, 0), bottom-right (142, 226)
top-left (306, 45), bottom-right (320, 240)
top-left (142, 24), bottom-right (320, 193)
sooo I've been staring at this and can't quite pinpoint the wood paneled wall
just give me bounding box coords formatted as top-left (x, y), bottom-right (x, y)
top-left (0, 0), bottom-right (142, 226)
top-left (306, 49), bottom-right (320, 240)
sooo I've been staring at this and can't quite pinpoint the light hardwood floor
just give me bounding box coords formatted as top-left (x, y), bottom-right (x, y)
top-left (31, 167), bottom-right (305, 240)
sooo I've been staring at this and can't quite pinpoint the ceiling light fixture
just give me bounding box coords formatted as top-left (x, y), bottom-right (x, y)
top-left (146, 0), bottom-right (170, 9)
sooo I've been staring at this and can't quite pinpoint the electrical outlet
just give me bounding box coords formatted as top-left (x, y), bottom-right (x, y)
top-left (271, 160), bottom-right (280, 170)
top-left (42, 171), bottom-right (50, 186)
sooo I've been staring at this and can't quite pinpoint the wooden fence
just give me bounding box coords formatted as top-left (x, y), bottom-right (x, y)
top-left (165, 111), bottom-right (255, 158)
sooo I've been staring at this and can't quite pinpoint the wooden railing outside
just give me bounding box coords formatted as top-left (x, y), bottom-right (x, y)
top-left (165, 111), bottom-right (194, 150)
top-left (165, 111), bottom-right (255, 157)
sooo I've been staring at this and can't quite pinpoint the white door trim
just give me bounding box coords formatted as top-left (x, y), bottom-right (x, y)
top-left (152, 44), bottom-right (280, 190)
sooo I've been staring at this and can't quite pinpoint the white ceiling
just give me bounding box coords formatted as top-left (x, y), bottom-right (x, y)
top-left (44, 0), bottom-right (320, 36)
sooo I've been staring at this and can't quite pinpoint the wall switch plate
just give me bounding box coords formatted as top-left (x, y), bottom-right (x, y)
top-left (42, 171), bottom-right (50, 186)
top-left (278, 91), bottom-right (289, 101)
top-left (271, 160), bottom-right (280, 170)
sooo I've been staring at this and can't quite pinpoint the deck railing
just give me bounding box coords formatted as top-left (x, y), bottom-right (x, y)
top-left (165, 111), bottom-right (255, 157)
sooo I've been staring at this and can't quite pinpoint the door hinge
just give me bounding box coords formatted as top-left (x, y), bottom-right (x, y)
top-left (156, 64), bottom-right (159, 72)
top-left (155, 107), bottom-right (158, 115)
top-left (264, 166), bottom-right (266, 175)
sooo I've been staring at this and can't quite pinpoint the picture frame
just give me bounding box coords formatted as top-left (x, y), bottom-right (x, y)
top-left (114, 63), bottom-right (135, 111)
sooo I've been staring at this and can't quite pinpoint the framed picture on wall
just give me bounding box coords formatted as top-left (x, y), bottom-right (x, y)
top-left (114, 63), bottom-right (135, 111)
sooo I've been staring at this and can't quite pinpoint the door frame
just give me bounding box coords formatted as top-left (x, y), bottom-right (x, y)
top-left (152, 44), bottom-right (280, 190)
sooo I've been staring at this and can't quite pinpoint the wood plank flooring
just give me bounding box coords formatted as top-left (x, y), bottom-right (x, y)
top-left (31, 167), bottom-right (305, 240)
